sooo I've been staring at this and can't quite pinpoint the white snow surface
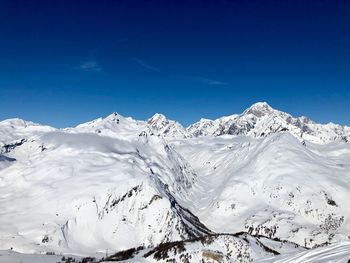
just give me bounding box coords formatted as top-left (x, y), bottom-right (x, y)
top-left (171, 133), bottom-right (350, 247)
top-left (0, 102), bottom-right (350, 262)
top-left (0, 250), bottom-right (80, 263)
top-left (256, 241), bottom-right (350, 263)
top-left (1, 241), bottom-right (349, 263)
top-left (104, 233), bottom-right (305, 263)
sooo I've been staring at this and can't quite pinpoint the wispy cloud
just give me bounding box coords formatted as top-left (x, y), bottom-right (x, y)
top-left (130, 57), bottom-right (227, 86)
top-left (187, 76), bottom-right (228, 86)
top-left (132, 58), bottom-right (161, 72)
top-left (78, 61), bottom-right (102, 72)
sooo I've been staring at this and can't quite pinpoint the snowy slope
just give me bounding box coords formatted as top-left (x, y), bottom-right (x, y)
top-left (0, 250), bottom-right (80, 263)
top-left (0, 119), bottom-right (56, 170)
top-left (0, 118), bottom-right (55, 146)
top-left (256, 241), bottom-right (350, 263)
top-left (171, 133), bottom-right (350, 248)
top-left (2, 241), bottom-right (349, 263)
top-left (71, 112), bottom-right (146, 139)
top-left (101, 233), bottom-right (304, 263)
top-left (0, 129), bottom-right (208, 255)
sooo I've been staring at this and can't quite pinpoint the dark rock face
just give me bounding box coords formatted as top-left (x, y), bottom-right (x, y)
top-left (1, 139), bottom-right (26, 153)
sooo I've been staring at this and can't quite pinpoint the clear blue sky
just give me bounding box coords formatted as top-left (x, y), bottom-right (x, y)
top-left (0, 0), bottom-right (349, 127)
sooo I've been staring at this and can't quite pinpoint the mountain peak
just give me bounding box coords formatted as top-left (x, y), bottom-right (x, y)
top-left (106, 112), bottom-right (121, 119)
top-left (243, 102), bottom-right (274, 117)
top-left (147, 113), bottom-right (168, 125)
top-left (147, 113), bottom-right (190, 138)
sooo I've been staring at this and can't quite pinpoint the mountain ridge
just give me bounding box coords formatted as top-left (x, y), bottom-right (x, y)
top-left (2, 102), bottom-right (349, 144)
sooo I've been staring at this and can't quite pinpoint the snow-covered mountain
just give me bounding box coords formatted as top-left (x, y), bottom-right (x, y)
top-left (0, 129), bottom-right (208, 255)
top-left (0, 118), bottom-right (55, 146)
top-left (67, 112), bottom-right (188, 140)
top-left (147, 113), bottom-right (189, 139)
top-left (171, 132), bottom-right (350, 249)
top-left (102, 232), bottom-right (306, 263)
top-left (187, 102), bottom-right (350, 144)
top-left (65, 102), bottom-right (350, 144)
top-left (0, 102), bottom-right (349, 262)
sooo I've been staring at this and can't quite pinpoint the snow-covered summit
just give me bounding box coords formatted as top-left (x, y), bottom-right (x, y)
top-left (70, 112), bottom-right (189, 139)
top-left (187, 102), bottom-right (350, 144)
top-left (148, 113), bottom-right (167, 124)
top-left (147, 113), bottom-right (189, 139)
top-left (243, 101), bottom-right (274, 117)
top-left (71, 112), bottom-right (146, 139)
top-left (0, 118), bottom-right (55, 146)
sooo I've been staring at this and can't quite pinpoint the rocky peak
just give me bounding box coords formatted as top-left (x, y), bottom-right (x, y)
top-left (147, 113), bottom-right (190, 138)
top-left (243, 102), bottom-right (274, 117)
top-left (105, 112), bottom-right (121, 122)
top-left (147, 113), bottom-right (168, 126)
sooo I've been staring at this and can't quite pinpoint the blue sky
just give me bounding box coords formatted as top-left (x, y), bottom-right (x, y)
top-left (0, 0), bottom-right (349, 127)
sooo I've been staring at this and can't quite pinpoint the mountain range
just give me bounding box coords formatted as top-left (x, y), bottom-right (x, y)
top-left (0, 102), bottom-right (349, 262)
